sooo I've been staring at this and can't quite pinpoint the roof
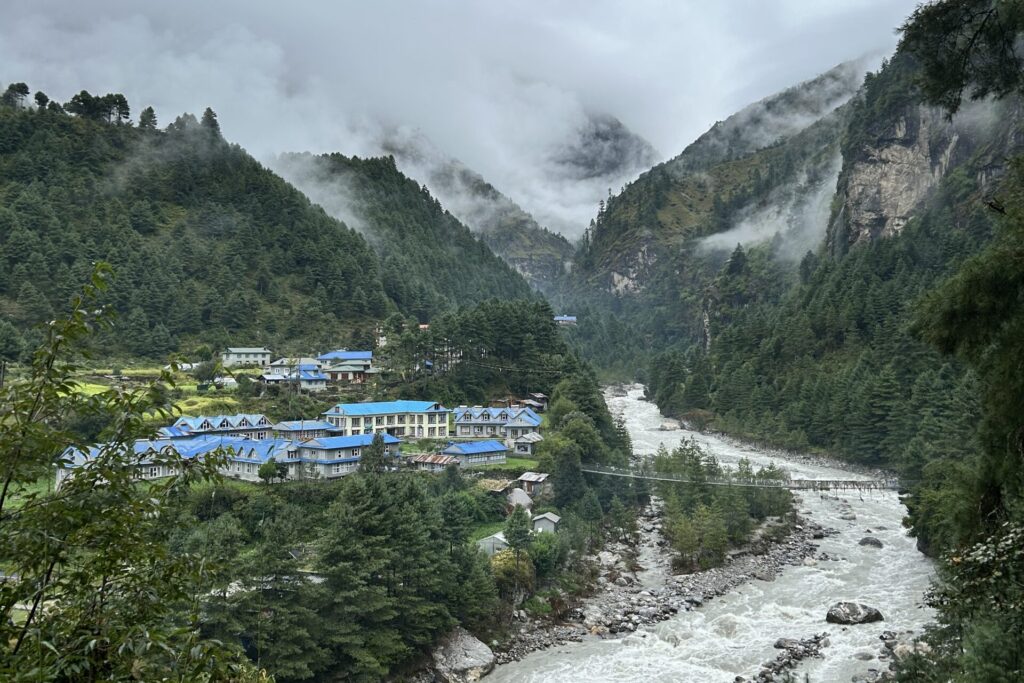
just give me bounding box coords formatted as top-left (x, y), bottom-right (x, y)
top-left (442, 440), bottom-right (508, 456)
top-left (479, 531), bottom-right (507, 545)
top-left (297, 369), bottom-right (327, 381)
top-left (171, 414), bottom-right (269, 432)
top-left (452, 406), bottom-right (541, 427)
top-left (533, 512), bottom-right (561, 524)
top-left (302, 434), bottom-right (401, 450)
top-left (325, 362), bottom-right (370, 372)
top-left (515, 432), bottom-right (544, 444)
top-left (270, 357), bottom-right (318, 366)
top-left (323, 400), bottom-right (448, 417)
top-left (411, 454), bottom-right (458, 466)
top-left (521, 399), bottom-right (544, 408)
top-left (553, 315), bottom-right (577, 322)
top-left (226, 347), bottom-right (271, 353)
top-left (507, 488), bottom-right (533, 508)
top-left (529, 393), bottom-right (548, 399)
top-left (317, 350), bottom-right (373, 362)
top-left (518, 471), bottom-right (549, 483)
top-left (260, 373), bottom-right (289, 382)
top-left (273, 420), bottom-right (334, 432)
top-left (63, 435), bottom-right (294, 468)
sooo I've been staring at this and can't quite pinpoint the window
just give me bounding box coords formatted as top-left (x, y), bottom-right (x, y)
top-left (438, 429), bottom-right (446, 437)
top-left (337, 417), bottom-right (347, 428)
top-left (375, 416), bottom-right (384, 426)
top-left (428, 415), bottom-right (437, 425)
top-left (351, 449), bottom-right (360, 457)
top-left (387, 416), bottom-right (395, 425)
top-left (417, 415), bottom-right (424, 424)
top-left (397, 415), bottom-right (406, 424)
top-left (350, 417), bottom-right (360, 427)
top-left (332, 463), bottom-right (342, 474)
top-left (428, 427), bottom-right (436, 437)
top-left (149, 466), bottom-right (159, 478)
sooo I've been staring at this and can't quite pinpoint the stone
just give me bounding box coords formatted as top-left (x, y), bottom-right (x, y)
top-left (839, 513), bottom-right (858, 521)
top-left (803, 556), bottom-right (818, 567)
top-left (431, 627), bottom-right (496, 683)
top-left (774, 638), bottom-right (801, 650)
top-left (825, 602), bottom-right (885, 625)
top-left (859, 537), bottom-right (884, 549)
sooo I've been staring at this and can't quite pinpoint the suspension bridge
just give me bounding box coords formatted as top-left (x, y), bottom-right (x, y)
top-left (579, 464), bottom-right (903, 492)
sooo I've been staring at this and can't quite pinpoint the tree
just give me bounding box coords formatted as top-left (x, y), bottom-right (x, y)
top-left (900, 0), bottom-right (1024, 115)
top-left (0, 265), bottom-right (264, 681)
top-left (33, 91), bottom-right (48, 109)
top-left (359, 432), bottom-right (387, 473)
top-left (202, 106), bottom-right (222, 138)
top-left (504, 505), bottom-right (532, 569)
top-left (1, 82), bottom-right (29, 107)
top-left (258, 457), bottom-right (287, 485)
top-left (139, 105), bottom-right (158, 130)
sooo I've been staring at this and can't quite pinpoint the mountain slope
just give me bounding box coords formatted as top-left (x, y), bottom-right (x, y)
top-left (274, 152), bottom-right (536, 320)
top-left (0, 100), bottom-right (391, 357)
top-left (377, 134), bottom-right (574, 294)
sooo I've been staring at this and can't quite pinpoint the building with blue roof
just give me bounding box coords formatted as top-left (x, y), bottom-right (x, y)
top-left (322, 400), bottom-right (450, 439)
top-left (553, 315), bottom-right (577, 325)
top-left (452, 406), bottom-right (542, 443)
top-left (318, 349), bottom-right (372, 362)
top-left (441, 440), bottom-right (508, 467)
top-left (58, 430), bottom-right (404, 486)
top-left (169, 414), bottom-right (272, 439)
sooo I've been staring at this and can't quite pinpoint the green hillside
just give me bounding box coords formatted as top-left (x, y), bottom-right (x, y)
top-left (276, 152), bottom-right (536, 320)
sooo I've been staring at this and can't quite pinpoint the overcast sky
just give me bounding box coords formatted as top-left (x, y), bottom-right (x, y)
top-left (2, 0), bottom-right (920, 234)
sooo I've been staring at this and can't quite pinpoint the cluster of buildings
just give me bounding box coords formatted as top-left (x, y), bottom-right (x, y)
top-left (59, 395), bottom-right (550, 486)
top-left (220, 348), bottom-right (378, 392)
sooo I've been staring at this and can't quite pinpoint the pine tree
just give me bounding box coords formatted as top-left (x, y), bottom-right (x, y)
top-left (504, 505), bottom-right (532, 569)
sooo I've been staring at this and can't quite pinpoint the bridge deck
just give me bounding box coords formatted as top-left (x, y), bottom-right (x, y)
top-left (579, 465), bottom-right (901, 491)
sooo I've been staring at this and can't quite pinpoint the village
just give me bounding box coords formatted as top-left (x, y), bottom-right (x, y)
top-left (61, 344), bottom-right (560, 556)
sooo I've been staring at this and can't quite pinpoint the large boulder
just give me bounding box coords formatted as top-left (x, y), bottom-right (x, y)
top-left (826, 602), bottom-right (884, 625)
top-left (859, 537), bottom-right (884, 548)
top-left (431, 627), bottom-right (496, 683)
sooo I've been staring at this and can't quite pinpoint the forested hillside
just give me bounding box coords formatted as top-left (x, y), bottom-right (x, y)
top-left (560, 47), bottom-right (1023, 558)
top-left (379, 135), bottom-right (575, 294)
top-left (0, 94), bottom-right (392, 358)
top-left (275, 152), bottom-right (536, 318)
top-left (0, 89), bottom-right (537, 361)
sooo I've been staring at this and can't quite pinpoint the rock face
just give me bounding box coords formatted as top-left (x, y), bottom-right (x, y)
top-left (431, 627), bottom-right (495, 683)
top-left (830, 105), bottom-right (958, 253)
top-left (859, 537), bottom-right (884, 548)
top-left (826, 602), bottom-right (884, 625)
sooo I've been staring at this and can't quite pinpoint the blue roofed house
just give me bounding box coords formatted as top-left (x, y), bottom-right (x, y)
top-left (319, 350), bottom-right (374, 384)
top-left (294, 364), bottom-right (328, 393)
top-left (452, 406), bottom-right (542, 444)
top-left (553, 315), bottom-right (577, 326)
top-left (165, 414), bottom-right (272, 440)
top-left (299, 433), bottom-right (400, 478)
top-left (441, 440), bottom-right (508, 467)
top-left (322, 400), bottom-right (450, 439)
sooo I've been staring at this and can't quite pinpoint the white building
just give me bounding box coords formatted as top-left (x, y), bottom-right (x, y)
top-left (221, 347), bottom-right (272, 368)
top-left (322, 400), bottom-right (450, 439)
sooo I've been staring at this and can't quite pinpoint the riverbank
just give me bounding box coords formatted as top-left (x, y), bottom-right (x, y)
top-left (492, 500), bottom-right (831, 666)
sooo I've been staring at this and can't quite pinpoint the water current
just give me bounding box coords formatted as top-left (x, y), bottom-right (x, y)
top-left (488, 385), bottom-right (934, 682)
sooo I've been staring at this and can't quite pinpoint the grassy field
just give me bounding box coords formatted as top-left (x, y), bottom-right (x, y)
top-left (465, 457), bottom-right (539, 472)
top-left (4, 477), bottom-right (54, 510)
top-left (470, 521), bottom-right (505, 541)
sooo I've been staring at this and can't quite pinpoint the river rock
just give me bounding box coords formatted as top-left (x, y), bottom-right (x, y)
top-left (839, 513), bottom-right (858, 521)
top-left (859, 537), bottom-right (884, 548)
top-left (826, 602), bottom-right (884, 625)
top-left (431, 627), bottom-right (495, 683)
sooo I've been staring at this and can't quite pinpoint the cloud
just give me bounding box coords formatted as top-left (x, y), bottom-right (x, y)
top-left (699, 153), bottom-right (843, 260)
top-left (2, 0), bottom-right (918, 236)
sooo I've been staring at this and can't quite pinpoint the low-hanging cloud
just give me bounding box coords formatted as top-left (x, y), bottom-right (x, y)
top-left (2, 0), bottom-right (917, 236)
top-left (699, 152), bottom-right (843, 260)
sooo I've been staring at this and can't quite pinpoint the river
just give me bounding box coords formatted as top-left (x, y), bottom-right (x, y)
top-left (489, 385), bottom-right (935, 683)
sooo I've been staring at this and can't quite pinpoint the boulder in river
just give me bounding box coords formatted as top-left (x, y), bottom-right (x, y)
top-left (431, 627), bottom-right (495, 682)
top-left (859, 537), bottom-right (884, 549)
top-left (826, 602), bottom-right (884, 625)
top-left (658, 420), bottom-right (680, 431)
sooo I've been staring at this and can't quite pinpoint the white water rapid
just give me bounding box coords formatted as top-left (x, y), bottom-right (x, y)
top-left (488, 385), bottom-right (935, 683)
